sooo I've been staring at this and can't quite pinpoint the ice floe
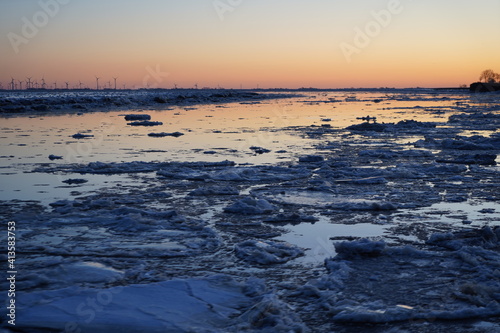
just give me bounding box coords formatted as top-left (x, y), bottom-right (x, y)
top-left (124, 114), bottom-right (151, 121)
top-left (127, 120), bottom-right (163, 126)
top-left (148, 131), bottom-right (184, 137)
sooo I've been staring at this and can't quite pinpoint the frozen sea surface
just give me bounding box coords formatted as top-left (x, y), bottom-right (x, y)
top-left (1, 89), bottom-right (500, 332)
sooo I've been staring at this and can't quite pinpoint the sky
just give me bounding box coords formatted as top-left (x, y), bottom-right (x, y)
top-left (0, 0), bottom-right (499, 89)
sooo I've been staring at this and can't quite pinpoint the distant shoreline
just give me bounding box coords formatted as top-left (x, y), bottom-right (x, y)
top-left (470, 82), bottom-right (500, 93)
top-left (1, 87), bottom-right (489, 116)
top-left (0, 87), bottom-right (477, 93)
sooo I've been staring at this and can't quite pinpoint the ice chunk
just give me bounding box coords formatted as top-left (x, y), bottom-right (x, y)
top-left (127, 121), bottom-right (163, 126)
top-left (359, 149), bottom-right (397, 159)
top-left (235, 240), bottom-right (304, 264)
top-left (48, 154), bottom-right (63, 160)
top-left (299, 155), bottom-right (324, 163)
top-left (427, 232), bottom-right (455, 244)
top-left (49, 199), bottom-right (74, 207)
top-left (332, 301), bottom-right (500, 323)
top-left (441, 139), bottom-right (495, 150)
top-left (124, 114), bottom-right (151, 121)
top-left (334, 239), bottom-right (386, 258)
top-left (338, 177), bottom-right (388, 185)
top-left (328, 201), bottom-right (397, 211)
top-left (249, 146), bottom-right (271, 154)
top-left (395, 119), bottom-right (436, 129)
top-left (78, 161), bottom-right (166, 174)
top-left (359, 149), bottom-right (433, 159)
top-left (236, 293), bottom-right (308, 331)
top-left (71, 133), bottom-right (94, 139)
top-left (224, 197), bottom-right (276, 215)
top-left (148, 132), bottom-right (184, 138)
top-left (436, 154), bottom-right (497, 166)
top-left (62, 178), bottom-right (88, 185)
top-left (52, 262), bottom-right (124, 284)
top-left (347, 122), bottom-right (387, 132)
top-left (263, 213), bottom-right (318, 223)
top-left (188, 186), bottom-right (239, 196)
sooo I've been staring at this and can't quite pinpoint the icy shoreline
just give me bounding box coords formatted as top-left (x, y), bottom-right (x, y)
top-left (2, 91), bottom-right (500, 332)
top-left (0, 89), bottom-right (298, 115)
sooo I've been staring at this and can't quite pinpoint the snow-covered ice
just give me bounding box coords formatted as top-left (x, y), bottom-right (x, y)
top-left (16, 275), bottom-right (306, 332)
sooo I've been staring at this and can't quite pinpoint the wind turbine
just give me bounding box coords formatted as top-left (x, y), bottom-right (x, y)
top-left (26, 77), bottom-right (32, 89)
top-left (65, 82), bottom-right (69, 89)
top-left (95, 76), bottom-right (100, 90)
top-left (194, 83), bottom-right (198, 89)
top-left (113, 77), bottom-right (118, 90)
top-left (10, 78), bottom-right (15, 90)
top-left (41, 77), bottom-right (46, 89)
top-left (53, 81), bottom-right (57, 90)
top-left (79, 81), bottom-right (83, 89)
top-left (18, 80), bottom-right (23, 90)
top-left (173, 83), bottom-right (178, 89)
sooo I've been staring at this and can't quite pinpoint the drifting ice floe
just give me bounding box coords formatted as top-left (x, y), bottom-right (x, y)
top-left (124, 114), bottom-right (151, 121)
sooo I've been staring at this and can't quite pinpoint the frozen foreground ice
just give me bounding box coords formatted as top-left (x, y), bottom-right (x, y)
top-left (16, 276), bottom-right (305, 332)
top-left (1, 89), bottom-right (500, 332)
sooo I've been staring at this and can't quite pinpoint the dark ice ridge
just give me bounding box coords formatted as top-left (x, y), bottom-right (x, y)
top-left (0, 89), bottom-right (297, 114)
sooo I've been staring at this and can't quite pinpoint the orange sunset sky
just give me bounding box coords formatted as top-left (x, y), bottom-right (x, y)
top-left (1, 0), bottom-right (499, 89)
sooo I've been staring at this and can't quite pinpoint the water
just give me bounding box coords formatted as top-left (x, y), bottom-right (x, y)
top-left (277, 217), bottom-right (388, 265)
top-left (0, 90), bottom-right (473, 204)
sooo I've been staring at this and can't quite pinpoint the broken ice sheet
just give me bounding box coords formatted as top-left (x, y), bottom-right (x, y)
top-left (2, 90), bottom-right (500, 331)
